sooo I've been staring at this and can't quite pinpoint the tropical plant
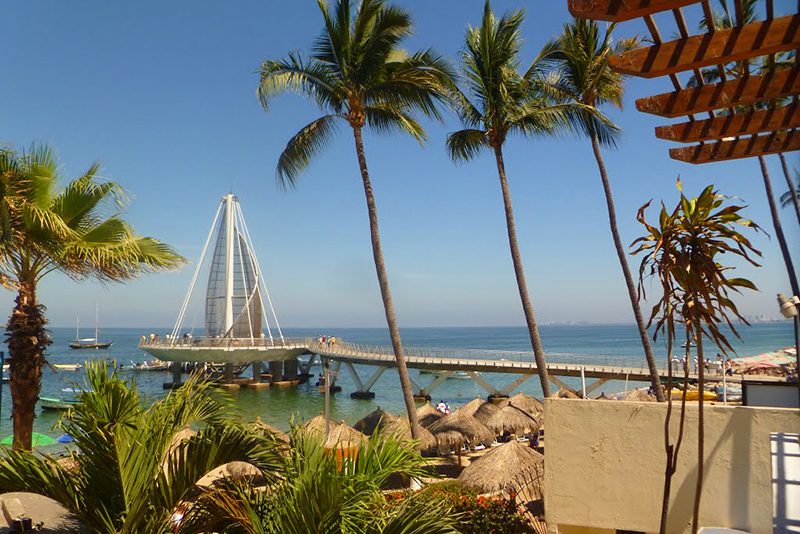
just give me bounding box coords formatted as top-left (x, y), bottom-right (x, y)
top-left (0, 145), bottom-right (184, 450)
top-left (545, 19), bottom-right (665, 400)
top-left (178, 429), bottom-right (459, 533)
top-left (256, 0), bottom-right (453, 439)
top-left (0, 361), bottom-right (285, 533)
top-left (632, 181), bottom-right (761, 534)
top-left (445, 2), bottom-right (583, 397)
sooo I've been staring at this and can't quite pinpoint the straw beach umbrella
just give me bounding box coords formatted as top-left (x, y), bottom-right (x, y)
top-left (486, 405), bottom-right (540, 437)
top-left (473, 401), bottom-right (501, 425)
top-left (508, 392), bottom-right (543, 417)
top-left (353, 407), bottom-right (395, 436)
top-left (251, 417), bottom-right (290, 444)
top-left (556, 388), bottom-right (581, 399)
top-left (458, 441), bottom-right (544, 494)
top-left (303, 415), bottom-right (329, 434)
top-left (459, 397), bottom-right (487, 417)
top-left (324, 422), bottom-right (365, 449)
top-left (428, 410), bottom-right (495, 454)
top-left (623, 389), bottom-right (656, 402)
top-left (417, 403), bottom-right (445, 428)
top-left (382, 417), bottom-right (438, 455)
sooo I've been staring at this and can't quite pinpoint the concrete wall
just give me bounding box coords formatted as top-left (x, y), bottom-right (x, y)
top-left (544, 398), bottom-right (800, 533)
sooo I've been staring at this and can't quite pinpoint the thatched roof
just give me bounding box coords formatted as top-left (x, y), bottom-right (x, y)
top-left (417, 403), bottom-right (445, 428)
top-left (324, 421), bottom-right (366, 449)
top-left (196, 461), bottom-right (265, 488)
top-left (623, 389), bottom-right (656, 402)
top-left (485, 405), bottom-right (540, 436)
top-left (428, 410), bottom-right (495, 450)
top-left (473, 401), bottom-right (501, 425)
top-left (458, 441), bottom-right (544, 494)
top-left (556, 388), bottom-right (581, 399)
top-left (304, 415), bottom-right (330, 434)
top-left (252, 417), bottom-right (290, 443)
top-left (353, 407), bottom-right (395, 436)
top-left (166, 426), bottom-right (196, 457)
top-left (458, 397), bottom-right (486, 417)
top-left (382, 417), bottom-right (438, 454)
top-left (508, 393), bottom-right (543, 417)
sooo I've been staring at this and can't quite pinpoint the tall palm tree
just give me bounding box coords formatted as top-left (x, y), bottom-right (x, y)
top-left (0, 145), bottom-right (184, 450)
top-left (546, 20), bottom-right (665, 401)
top-left (0, 361), bottom-right (285, 532)
top-left (257, 0), bottom-right (453, 438)
top-left (691, 0), bottom-right (800, 297)
top-left (778, 157), bottom-right (800, 228)
top-left (445, 2), bottom-right (581, 397)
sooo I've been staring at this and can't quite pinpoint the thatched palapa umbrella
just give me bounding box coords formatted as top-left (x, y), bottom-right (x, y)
top-left (473, 401), bottom-right (501, 425)
top-left (303, 414), bottom-right (329, 434)
top-left (623, 388), bottom-right (656, 402)
top-left (556, 388), bottom-right (581, 399)
top-left (486, 405), bottom-right (540, 437)
top-left (353, 407), bottom-right (395, 436)
top-left (508, 392), bottom-right (543, 417)
top-left (196, 461), bottom-right (265, 488)
top-left (458, 440), bottom-right (544, 495)
top-left (252, 417), bottom-right (290, 444)
top-left (428, 410), bottom-right (495, 455)
top-left (324, 421), bottom-right (365, 449)
top-left (417, 403), bottom-right (445, 428)
top-left (382, 416), bottom-right (438, 455)
top-left (458, 397), bottom-right (486, 417)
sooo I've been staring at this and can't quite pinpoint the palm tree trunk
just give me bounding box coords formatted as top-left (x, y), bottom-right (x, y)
top-left (493, 144), bottom-right (551, 398)
top-left (351, 126), bottom-right (422, 440)
top-left (758, 156), bottom-right (800, 296)
top-left (778, 152), bottom-right (800, 229)
top-left (6, 277), bottom-right (49, 450)
top-left (590, 133), bottom-right (665, 401)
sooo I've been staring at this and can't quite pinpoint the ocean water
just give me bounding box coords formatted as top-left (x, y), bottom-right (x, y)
top-left (0, 322), bottom-right (794, 440)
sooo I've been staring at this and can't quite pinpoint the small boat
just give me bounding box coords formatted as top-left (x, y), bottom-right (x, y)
top-left (52, 363), bottom-right (83, 371)
top-left (670, 388), bottom-right (717, 401)
top-left (40, 388), bottom-right (81, 411)
top-left (204, 363), bottom-right (248, 381)
top-left (69, 305), bottom-right (112, 350)
top-left (126, 359), bottom-right (169, 371)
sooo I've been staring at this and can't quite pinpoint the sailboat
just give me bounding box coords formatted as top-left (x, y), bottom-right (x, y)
top-left (69, 305), bottom-right (113, 349)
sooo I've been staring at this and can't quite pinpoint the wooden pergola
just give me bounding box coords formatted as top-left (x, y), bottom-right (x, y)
top-left (568, 0), bottom-right (800, 164)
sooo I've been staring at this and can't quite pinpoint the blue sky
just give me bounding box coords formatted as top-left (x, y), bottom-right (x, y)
top-left (2, 0), bottom-right (798, 329)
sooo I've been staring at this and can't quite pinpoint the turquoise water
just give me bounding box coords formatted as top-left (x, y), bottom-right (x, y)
top-left (1, 322), bottom-right (794, 440)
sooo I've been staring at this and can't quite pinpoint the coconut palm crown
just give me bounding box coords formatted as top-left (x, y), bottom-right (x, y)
top-left (257, 0), bottom-right (454, 440)
top-left (0, 145), bottom-right (185, 450)
top-left (446, 2), bottom-right (583, 397)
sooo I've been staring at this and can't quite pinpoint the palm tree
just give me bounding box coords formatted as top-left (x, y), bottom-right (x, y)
top-left (179, 429), bottom-right (458, 533)
top-left (445, 2), bottom-right (580, 397)
top-left (778, 159), bottom-right (800, 228)
top-left (0, 361), bottom-right (286, 532)
top-left (0, 145), bottom-right (184, 450)
top-left (257, 0), bottom-right (453, 438)
top-left (690, 0), bottom-right (800, 297)
top-left (546, 19), bottom-right (665, 401)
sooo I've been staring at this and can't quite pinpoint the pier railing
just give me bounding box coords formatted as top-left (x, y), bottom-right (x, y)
top-left (139, 336), bottom-right (310, 350)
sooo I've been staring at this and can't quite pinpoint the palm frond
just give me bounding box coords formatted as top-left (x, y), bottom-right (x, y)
top-left (446, 129), bottom-right (488, 162)
top-left (258, 54), bottom-right (343, 113)
top-left (276, 114), bottom-right (340, 188)
top-left (365, 104), bottom-right (425, 142)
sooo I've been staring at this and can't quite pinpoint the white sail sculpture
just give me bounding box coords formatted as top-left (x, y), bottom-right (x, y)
top-left (142, 194), bottom-right (307, 365)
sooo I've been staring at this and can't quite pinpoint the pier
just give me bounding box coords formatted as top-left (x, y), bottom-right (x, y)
top-left (141, 337), bottom-right (753, 400)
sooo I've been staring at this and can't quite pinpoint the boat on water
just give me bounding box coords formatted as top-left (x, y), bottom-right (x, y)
top-left (420, 369), bottom-right (472, 380)
top-left (52, 363), bottom-right (83, 371)
top-left (125, 358), bottom-right (170, 371)
top-left (40, 388), bottom-right (81, 411)
top-left (69, 305), bottom-right (112, 350)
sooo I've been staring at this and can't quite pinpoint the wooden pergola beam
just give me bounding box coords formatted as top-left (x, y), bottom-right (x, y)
top-left (636, 67), bottom-right (800, 118)
top-left (610, 15), bottom-right (800, 78)
top-left (655, 104), bottom-right (800, 142)
top-left (670, 130), bottom-right (800, 163)
top-left (568, 0), bottom-right (699, 22)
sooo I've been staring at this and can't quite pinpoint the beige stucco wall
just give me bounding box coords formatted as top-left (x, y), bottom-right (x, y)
top-left (544, 398), bottom-right (800, 533)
